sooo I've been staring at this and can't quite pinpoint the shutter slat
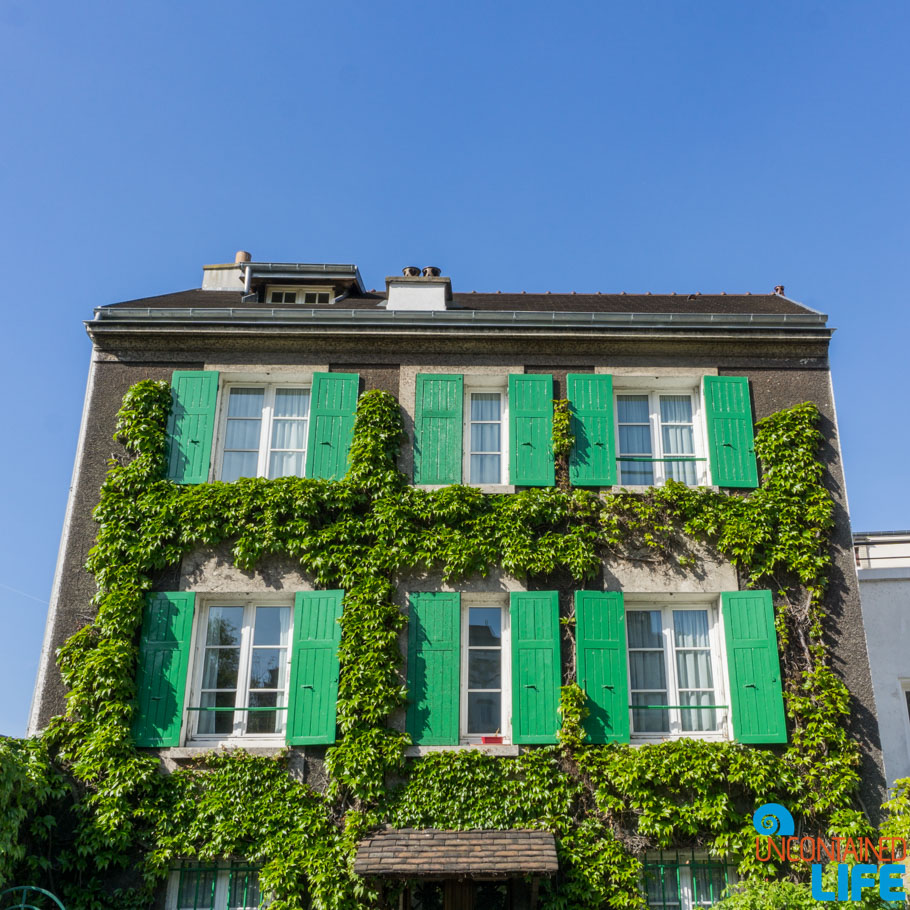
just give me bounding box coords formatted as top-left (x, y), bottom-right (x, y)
top-left (166, 371), bottom-right (219, 484)
top-left (305, 373), bottom-right (360, 480)
top-left (508, 375), bottom-right (555, 486)
top-left (414, 374), bottom-right (463, 484)
top-left (510, 591), bottom-right (560, 744)
top-left (287, 591), bottom-right (343, 745)
top-left (574, 591), bottom-right (629, 743)
top-left (567, 374), bottom-right (616, 486)
top-left (703, 376), bottom-right (758, 488)
top-left (406, 593), bottom-right (460, 745)
top-left (722, 590), bottom-right (787, 744)
top-left (132, 592), bottom-right (195, 747)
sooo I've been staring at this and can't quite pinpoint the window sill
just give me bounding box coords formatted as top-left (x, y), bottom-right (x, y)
top-left (415, 484), bottom-right (516, 494)
top-left (405, 744), bottom-right (520, 757)
top-left (630, 735), bottom-right (729, 746)
top-left (168, 743), bottom-right (287, 758)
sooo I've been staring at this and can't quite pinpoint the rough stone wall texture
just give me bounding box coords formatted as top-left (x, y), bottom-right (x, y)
top-left (723, 365), bottom-right (886, 818)
top-left (30, 357), bottom-right (195, 732)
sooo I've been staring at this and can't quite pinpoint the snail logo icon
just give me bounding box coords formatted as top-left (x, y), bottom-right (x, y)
top-left (752, 803), bottom-right (795, 837)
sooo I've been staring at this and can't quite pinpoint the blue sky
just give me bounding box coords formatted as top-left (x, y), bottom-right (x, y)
top-left (1, 0), bottom-right (908, 736)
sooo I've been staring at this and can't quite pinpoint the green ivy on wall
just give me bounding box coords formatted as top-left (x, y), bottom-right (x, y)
top-left (0, 381), bottom-right (886, 910)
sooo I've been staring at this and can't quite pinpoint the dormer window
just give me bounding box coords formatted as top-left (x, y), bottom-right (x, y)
top-left (266, 286), bottom-right (332, 305)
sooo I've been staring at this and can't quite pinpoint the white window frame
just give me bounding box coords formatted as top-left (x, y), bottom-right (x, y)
top-left (214, 381), bottom-right (313, 482)
top-left (462, 379), bottom-right (510, 487)
top-left (166, 864), bottom-right (265, 910)
top-left (184, 595), bottom-right (294, 747)
top-left (625, 598), bottom-right (730, 743)
top-left (266, 284), bottom-right (333, 305)
top-left (614, 385), bottom-right (710, 487)
top-left (459, 594), bottom-right (511, 744)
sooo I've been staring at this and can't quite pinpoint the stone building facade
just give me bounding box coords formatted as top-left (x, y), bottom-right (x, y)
top-left (28, 255), bottom-right (884, 910)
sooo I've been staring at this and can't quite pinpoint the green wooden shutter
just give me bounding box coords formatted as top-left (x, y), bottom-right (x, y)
top-left (567, 374), bottom-right (616, 487)
top-left (722, 590), bottom-right (787, 744)
top-left (510, 591), bottom-right (560, 744)
top-left (287, 590), bottom-right (344, 745)
top-left (414, 374), bottom-right (463, 485)
top-left (305, 372), bottom-right (360, 480)
top-left (166, 371), bottom-right (219, 484)
top-left (703, 376), bottom-right (758, 488)
top-left (132, 592), bottom-right (195, 747)
top-left (574, 591), bottom-right (629, 743)
top-left (509, 374), bottom-right (555, 486)
top-left (406, 592), bottom-right (460, 745)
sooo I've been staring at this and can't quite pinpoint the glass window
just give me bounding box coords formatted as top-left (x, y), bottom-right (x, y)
top-left (642, 853), bottom-right (735, 910)
top-left (468, 391), bottom-right (504, 484)
top-left (465, 607), bottom-right (503, 734)
top-left (626, 606), bottom-right (725, 740)
top-left (219, 385), bottom-right (311, 482)
top-left (616, 390), bottom-right (706, 486)
top-left (172, 864), bottom-right (266, 910)
top-left (193, 604), bottom-right (291, 740)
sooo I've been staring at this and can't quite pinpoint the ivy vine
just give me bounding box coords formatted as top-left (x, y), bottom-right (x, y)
top-left (0, 380), bottom-right (892, 910)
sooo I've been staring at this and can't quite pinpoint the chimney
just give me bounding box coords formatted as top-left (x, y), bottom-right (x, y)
top-left (386, 266), bottom-right (452, 311)
top-left (202, 250), bottom-right (250, 291)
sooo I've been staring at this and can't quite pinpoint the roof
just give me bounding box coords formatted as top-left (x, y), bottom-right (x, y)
top-left (101, 288), bottom-right (819, 317)
top-left (353, 828), bottom-right (559, 877)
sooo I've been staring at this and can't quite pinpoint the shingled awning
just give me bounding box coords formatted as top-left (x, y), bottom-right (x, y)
top-left (354, 828), bottom-right (558, 878)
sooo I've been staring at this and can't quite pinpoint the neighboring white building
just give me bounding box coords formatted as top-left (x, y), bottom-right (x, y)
top-left (855, 531), bottom-right (910, 786)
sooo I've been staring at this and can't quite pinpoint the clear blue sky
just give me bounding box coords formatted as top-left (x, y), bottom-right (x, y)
top-left (1, 1), bottom-right (908, 736)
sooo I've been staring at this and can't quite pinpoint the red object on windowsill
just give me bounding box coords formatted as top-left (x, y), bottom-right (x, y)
top-left (481, 735), bottom-right (503, 744)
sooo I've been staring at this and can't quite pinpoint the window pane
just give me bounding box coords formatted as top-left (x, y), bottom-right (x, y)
top-left (617, 394), bottom-right (650, 423)
top-left (202, 648), bottom-right (241, 690)
top-left (270, 419), bottom-right (307, 450)
top-left (471, 392), bottom-right (501, 420)
top-left (177, 867), bottom-right (217, 909)
top-left (467, 691), bottom-right (501, 733)
top-left (627, 611), bottom-right (663, 649)
top-left (619, 424), bottom-right (653, 454)
top-left (470, 453), bottom-right (501, 484)
top-left (253, 607), bottom-right (291, 646)
top-left (247, 692), bottom-right (281, 734)
top-left (198, 691), bottom-right (236, 735)
top-left (227, 388), bottom-right (264, 418)
top-left (222, 451), bottom-right (259, 482)
top-left (228, 870), bottom-right (262, 909)
top-left (206, 607), bottom-right (243, 646)
top-left (268, 451), bottom-right (306, 479)
top-left (468, 608), bottom-right (502, 645)
top-left (693, 864), bottom-right (727, 905)
top-left (673, 610), bottom-right (709, 648)
top-left (632, 692), bottom-right (669, 733)
top-left (225, 419), bottom-right (263, 451)
top-left (659, 395), bottom-right (693, 424)
top-left (675, 649), bottom-right (714, 690)
top-left (274, 388), bottom-right (310, 418)
top-left (629, 651), bottom-right (667, 690)
top-left (471, 422), bottom-right (501, 453)
top-left (666, 459), bottom-right (697, 485)
top-left (619, 460), bottom-right (655, 485)
top-left (468, 650), bottom-right (501, 689)
top-left (643, 864), bottom-right (682, 909)
top-left (680, 691), bottom-right (718, 733)
top-left (249, 649), bottom-right (286, 690)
